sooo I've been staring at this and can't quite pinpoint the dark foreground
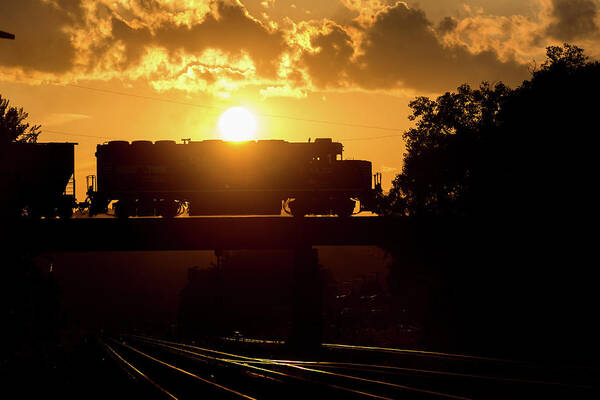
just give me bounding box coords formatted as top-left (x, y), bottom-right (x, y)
top-left (6, 333), bottom-right (598, 400)
top-left (9, 215), bottom-right (390, 251)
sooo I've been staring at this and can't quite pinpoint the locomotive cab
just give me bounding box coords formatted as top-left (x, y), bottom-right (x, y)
top-left (287, 138), bottom-right (373, 217)
top-left (311, 138), bottom-right (342, 163)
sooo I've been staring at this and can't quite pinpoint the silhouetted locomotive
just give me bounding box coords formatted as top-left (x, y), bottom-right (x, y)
top-left (89, 138), bottom-right (381, 218)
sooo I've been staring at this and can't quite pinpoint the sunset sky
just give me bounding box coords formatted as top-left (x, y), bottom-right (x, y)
top-left (2, 0), bottom-right (600, 198)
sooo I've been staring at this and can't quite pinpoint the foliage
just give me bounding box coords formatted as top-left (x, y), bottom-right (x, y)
top-left (541, 43), bottom-right (588, 71)
top-left (0, 94), bottom-right (41, 145)
top-left (379, 44), bottom-right (600, 356)
top-left (386, 82), bottom-right (511, 216)
top-left (383, 43), bottom-right (598, 217)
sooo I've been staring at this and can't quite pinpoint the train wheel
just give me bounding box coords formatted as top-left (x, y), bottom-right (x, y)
top-left (158, 199), bottom-right (178, 218)
top-left (28, 206), bottom-right (43, 220)
top-left (39, 207), bottom-right (57, 219)
top-left (335, 199), bottom-right (355, 218)
top-left (289, 199), bottom-right (307, 218)
top-left (136, 198), bottom-right (155, 217)
top-left (58, 205), bottom-right (73, 219)
top-left (114, 201), bottom-right (130, 219)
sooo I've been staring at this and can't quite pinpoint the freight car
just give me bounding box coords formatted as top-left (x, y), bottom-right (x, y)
top-left (88, 138), bottom-right (381, 218)
top-left (0, 142), bottom-right (77, 218)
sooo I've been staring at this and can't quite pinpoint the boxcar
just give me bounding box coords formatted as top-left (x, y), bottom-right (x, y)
top-left (0, 142), bottom-right (77, 218)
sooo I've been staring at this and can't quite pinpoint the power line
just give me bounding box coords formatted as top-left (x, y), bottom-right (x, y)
top-left (68, 84), bottom-right (221, 111)
top-left (264, 114), bottom-right (402, 132)
top-left (44, 129), bottom-right (114, 140)
top-left (341, 134), bottom-right (403, 141)
top-left (44, 128), bottom-right (404, 142)
top-left (66, 84), bottom-right (403, 133)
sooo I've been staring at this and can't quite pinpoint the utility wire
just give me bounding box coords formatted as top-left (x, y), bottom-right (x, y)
top-left (41, 84), bottom-right (406, 141)
top-left (44, 129), bottom-right (114, 140)
top-left (67, 84), bottom-right (404, 133)
top-left (44, 128), bottom-right (403, 142)
top-left (68, 84), bottom-right (221, 111)
top-left (341, 134), bottom-right (403, 141)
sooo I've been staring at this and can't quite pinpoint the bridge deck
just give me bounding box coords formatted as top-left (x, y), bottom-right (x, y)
top-left (12, 216), bottom-right (406, 251)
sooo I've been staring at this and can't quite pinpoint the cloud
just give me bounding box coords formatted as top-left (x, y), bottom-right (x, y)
top-left (103, 1), bottom-right (288, 77)
top-left (434, 0), bottom-right (600, 68)
top-left (546, 0), bottom-right (599, 40)
top-left (42, 112), bottom-right (91, 126)
top-left (0, 0), bottom-right (79, 73)
top-left (0, 0), bottom-right (290, 96)
top-left (437, 16), bottom-right (458, 34)
top-left (443, 13), bottom-right (544, 65)
top-left (301, 2), bottom-right (528, 93)
top-left (358, 3), bottom-right (527, 91)
top-left (259, 85), bottom-right (308, 99)
top-left (3, 0), bottom-right (600, 99)
top-left (301, 23), bottom-right (355, 88)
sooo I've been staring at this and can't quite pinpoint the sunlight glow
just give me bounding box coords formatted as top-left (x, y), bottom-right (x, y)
top-left (218, 107), bottom-right (257, 141)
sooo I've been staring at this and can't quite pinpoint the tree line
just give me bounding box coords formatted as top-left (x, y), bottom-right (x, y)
top-left (379, 43), bottom-right (598, 218)
top-left (0, 94), bottom-right (40, 145)
top-left (377, 44), bottom-right (599, 361)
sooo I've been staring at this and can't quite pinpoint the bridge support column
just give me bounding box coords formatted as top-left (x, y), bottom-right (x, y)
top-left (289, 246), bottom-right (323, 351)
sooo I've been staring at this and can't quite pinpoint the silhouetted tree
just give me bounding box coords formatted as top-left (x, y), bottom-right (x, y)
top-left (379, 44), bottom-right (600, 360)
top-left (0, 94), bottom-right (41, 145)
top-left (383, 43), bottom-right (598, 218)
top-left (497, 43), bottom-right (598, 217)
top-left (385, 82), bottom-right (511, 216)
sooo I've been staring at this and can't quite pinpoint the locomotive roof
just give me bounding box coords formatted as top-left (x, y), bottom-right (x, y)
top-left (100, 138), bottom-right (343, 155)
top-left (187, 138), bottom-right (338, 145)
top-left (104, 138), bottom-right (340, 147)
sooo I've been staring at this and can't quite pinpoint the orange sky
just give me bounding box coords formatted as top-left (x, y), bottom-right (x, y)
top-left (2, 0), bottom-right (599, 199)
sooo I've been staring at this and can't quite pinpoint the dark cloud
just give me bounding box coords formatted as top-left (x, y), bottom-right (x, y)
top-left (437, 16), bottom-right (458, 34)
top-left (0, 0), bottom-right (80, 73)
top-left (1, 1), bottom-right (286, 79)
top-left (103, 2), bottom-right (288, 77)
top-left (1, 0), bottom-right (529, 95)
top-left (301, 23), bottom-right (355, 88)
top-left (546, 0), bottom-right (599, 40)
top-left (302, 3), bottom-right (527, 93)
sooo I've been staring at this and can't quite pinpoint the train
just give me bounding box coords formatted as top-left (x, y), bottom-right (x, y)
top-left (1, 142), bottom-right (77, 219)
top-left (2, 138), bottom-right (381, 218)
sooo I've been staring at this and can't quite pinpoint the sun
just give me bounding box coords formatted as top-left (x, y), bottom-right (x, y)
top-left (218, 106), bottom-right (257, 141)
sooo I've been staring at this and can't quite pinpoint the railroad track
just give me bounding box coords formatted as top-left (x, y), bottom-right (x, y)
top-left (102, 334), bottom-right (599, 399)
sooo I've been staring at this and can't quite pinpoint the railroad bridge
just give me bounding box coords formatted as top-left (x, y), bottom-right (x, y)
top-left (9, 216), bottom-right (419, 347)
top-left (12, 216), bottom-right (404, 251)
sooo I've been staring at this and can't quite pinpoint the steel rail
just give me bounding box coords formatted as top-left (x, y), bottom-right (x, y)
top-left (104, 342), bottom-right (178, 399)
top-left (110, 338), bottom-right (257, 400)
top-left (129, 335), bottom-right (394, 400)
top-left (130, 334), bottom-right (472, 400)
top-left (273, 362), bottom-right (594, 389)
top-left (323, 343), bottom-right (518, 363)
